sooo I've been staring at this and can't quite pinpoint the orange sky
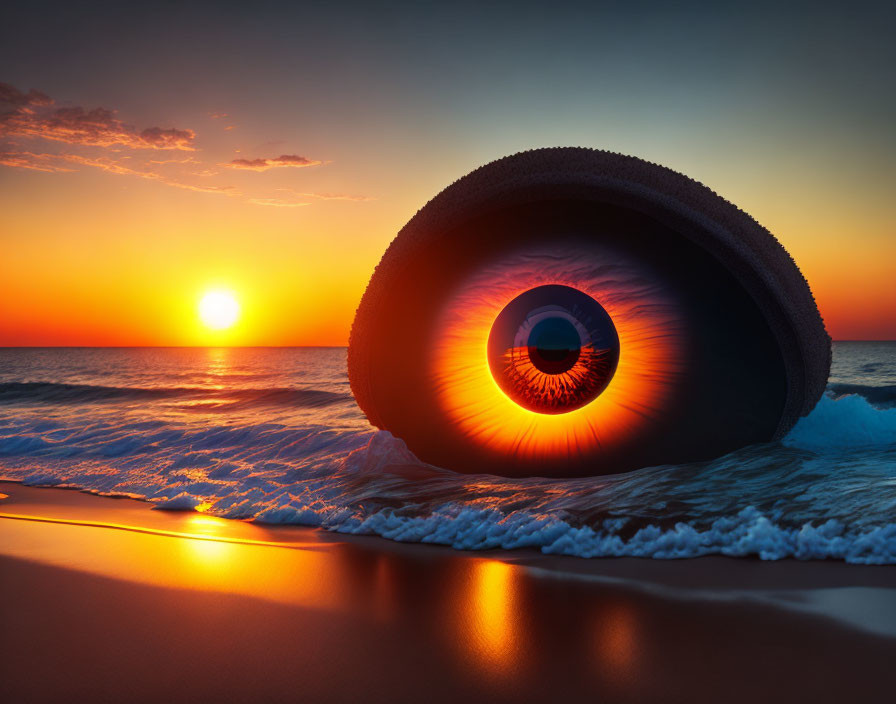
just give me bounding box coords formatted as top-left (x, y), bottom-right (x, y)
top-left (2, 4), bottom-right (895, 344)
top-left (2, 127), bottom-right (893, 344)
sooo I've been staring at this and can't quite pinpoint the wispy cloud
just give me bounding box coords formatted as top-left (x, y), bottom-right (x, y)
top-left (59, 154), bottom-right (238, 194)
top-left (0, 149), bottom-right (238, 195)
top-left (276, 188), bottom-right (375, 202)
top-left (248, 198), bottom-right (311, 208)
top-left (247, 189), bottom-right (374, 208)
top-left (0, 150), bottom-right (75, 172)
top-left (0, 82), bottom-right (195, 150)
top-left (147, 156), bottom-right (201, 165)
top-left (224, 154), bottom-right (321, 171)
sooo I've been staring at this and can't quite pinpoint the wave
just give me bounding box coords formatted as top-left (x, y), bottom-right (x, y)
top-left (1, 386), bottom-right (895, 563)
top-left (0, 381), bottom-right (352, 409)
top-left (783, 393), bottom-right (896, 451)
top-left (828, 383), bottom-right (896, 408)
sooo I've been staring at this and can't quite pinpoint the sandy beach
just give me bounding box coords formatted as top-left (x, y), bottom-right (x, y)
top-left (1, 480), bottom-right (895, 703)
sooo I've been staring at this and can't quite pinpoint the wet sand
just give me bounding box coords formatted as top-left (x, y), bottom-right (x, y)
top-left (1, 481), bottom-right (895, 703)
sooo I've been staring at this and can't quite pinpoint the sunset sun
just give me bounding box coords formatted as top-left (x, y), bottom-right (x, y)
top-left (198, 291), bottom-right (240, 330)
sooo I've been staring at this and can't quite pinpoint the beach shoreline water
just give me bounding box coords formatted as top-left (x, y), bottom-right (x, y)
top-left (2, 481), bottom-right (895, 703)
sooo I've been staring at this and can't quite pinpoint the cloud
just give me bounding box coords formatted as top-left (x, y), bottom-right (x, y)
top-left (248, 198), bottom-right (311, 208)
top-left (0, 149), bottom-right (237, 195)
top-left (136, 125), bottom-right (195, 150)
top-left (58, 154), bottom-right (236, 193)
top-left (0, 83), bottom-right (51, 107)
top-left (167, 181), bottom-right (238, 195)
top-left (1, 147), bottom-right (362, 207)
top-left (247, 188), bottom-right (374, 207)
top-left (0, 82), bottom-right (195, 150)
top-left (55, 153), bottom-right (151, 177)
top-left (146, 156), bottom-right (200, 165)
top-left (297, 191), bottom-right (374, 202)
top-left (0, 150), bottom-right (75, 172)
top-left (276, 187), bottom-right (374, 202)
top-left (224, 154), bottom-right (321, 171)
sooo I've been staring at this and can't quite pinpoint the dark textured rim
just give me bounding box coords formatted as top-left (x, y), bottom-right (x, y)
top-left (349, 147), bottom-right (831, 441)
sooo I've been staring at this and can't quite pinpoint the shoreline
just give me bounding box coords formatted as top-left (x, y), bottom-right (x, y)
top-left (2, 481), bottom-right (896, 702)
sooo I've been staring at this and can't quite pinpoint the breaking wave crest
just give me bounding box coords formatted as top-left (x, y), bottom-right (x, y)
top-left (828, 382), bottom-right (896, 408)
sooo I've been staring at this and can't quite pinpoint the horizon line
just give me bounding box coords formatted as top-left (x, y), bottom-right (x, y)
top-left (0, 345), bottom-right (350, 349)
top-left (1, 341), bottom-right (895, 349)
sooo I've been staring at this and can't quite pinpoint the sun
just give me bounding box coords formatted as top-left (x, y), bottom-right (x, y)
top-left (199, 290), bottom-right (240, 330)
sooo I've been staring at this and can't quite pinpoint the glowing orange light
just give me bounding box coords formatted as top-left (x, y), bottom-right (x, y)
top-left (430, 244), bottom-right (686, 465)
top-left (467, 559), bottom-right (520, 674)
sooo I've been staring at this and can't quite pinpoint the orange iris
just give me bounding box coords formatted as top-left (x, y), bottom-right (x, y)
top-left (499, 344), bottom-right (616, 413)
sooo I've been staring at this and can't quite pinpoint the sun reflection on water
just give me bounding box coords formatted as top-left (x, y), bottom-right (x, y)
top-left (463, 559), bottom-right (522, 677)
top-left (183, 515), bottom-right (233, 567)
top-left (0, 506), bottom-right (356, 612)
top-left (183, 534), bottom-right (234, 577)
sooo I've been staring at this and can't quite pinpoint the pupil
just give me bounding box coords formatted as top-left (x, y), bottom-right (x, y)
top-left (528, 317), bottom-right (581, 374)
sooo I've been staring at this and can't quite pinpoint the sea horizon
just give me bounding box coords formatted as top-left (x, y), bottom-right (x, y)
top-left (2, 340), bottom-right (894, 348)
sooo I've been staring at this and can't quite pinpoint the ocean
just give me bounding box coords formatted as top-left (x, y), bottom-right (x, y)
top-left (1, 343), bottom-right (894, 563)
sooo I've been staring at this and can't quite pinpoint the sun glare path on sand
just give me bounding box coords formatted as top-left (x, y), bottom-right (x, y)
top-left (199, 290), bottom-right (240, 330)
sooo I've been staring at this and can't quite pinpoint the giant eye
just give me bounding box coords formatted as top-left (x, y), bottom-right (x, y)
top-left (487, 284), bottom-right (620, 414)
top-left (349, 148), bottom-right (830, 477)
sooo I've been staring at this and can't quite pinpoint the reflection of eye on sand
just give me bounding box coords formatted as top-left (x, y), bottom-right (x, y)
top-left (447, 557), bottom-right (643, 686)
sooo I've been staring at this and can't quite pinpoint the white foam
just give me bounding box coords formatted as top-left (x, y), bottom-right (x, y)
top-left (324, 503), bottom-right (896, 564)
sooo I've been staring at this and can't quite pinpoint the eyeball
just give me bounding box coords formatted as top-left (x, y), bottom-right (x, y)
top-left (487, 284), bottom-right (620, 414)
top-left (349, 148), bottom-right (831, 477)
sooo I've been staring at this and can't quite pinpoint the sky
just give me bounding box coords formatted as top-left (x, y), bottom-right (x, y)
top-left (1, 0), bottom-right (894, 345)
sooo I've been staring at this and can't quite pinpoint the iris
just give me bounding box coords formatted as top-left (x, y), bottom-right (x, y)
top-left (487, 285), bottom-right (620, 414)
